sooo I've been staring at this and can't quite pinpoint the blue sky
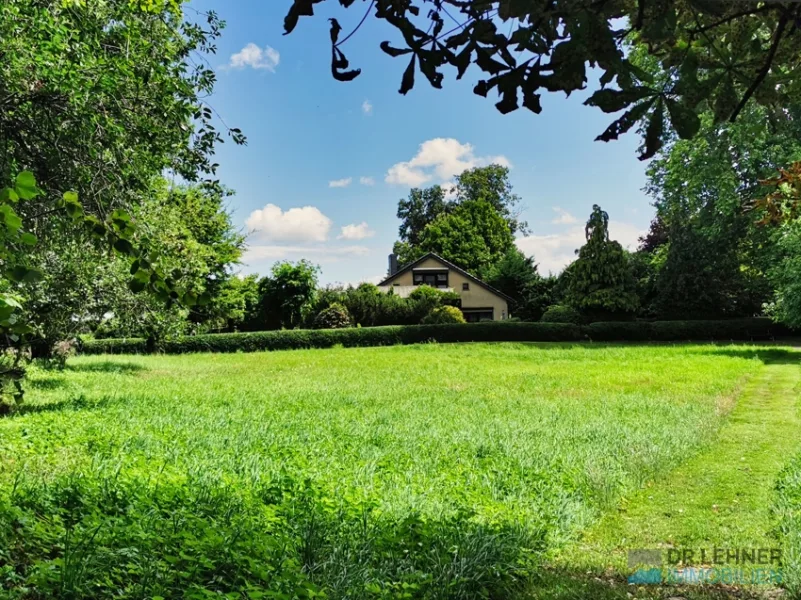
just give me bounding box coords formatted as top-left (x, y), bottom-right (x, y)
top-left (190, 0), bottom-right (654, 284)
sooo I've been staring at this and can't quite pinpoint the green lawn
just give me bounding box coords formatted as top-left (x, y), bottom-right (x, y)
top-left (0, 343), bottom-right (792, 598)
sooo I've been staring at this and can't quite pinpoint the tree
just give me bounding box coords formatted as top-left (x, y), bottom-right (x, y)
top-left (480, 248), bottom-right (552, 321)
top-left (0, 1), bottom-right (243, 404)
top-left (639, 103), bottom-right (801, 318)
top-left (393, 165), bottom-right (520, 271)
top-left (26, 180), bottom-right (247, 348)
top-left (0, 1), bottom-right (243, 309)
top-left (257, 261), bottom-right (320, 330)
top-left (283, 0), bottom-right (801, 160)
top-left (417, 199), bottom-right (515, 274)
top-left (565, 205), bottom-right (639, 317)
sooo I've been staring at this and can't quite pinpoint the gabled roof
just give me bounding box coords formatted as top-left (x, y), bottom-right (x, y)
top-left (377, 252), bottom-right (514, 303)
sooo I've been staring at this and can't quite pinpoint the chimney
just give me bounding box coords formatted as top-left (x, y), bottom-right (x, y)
top-left (388, 253), bottom-right (398, 276)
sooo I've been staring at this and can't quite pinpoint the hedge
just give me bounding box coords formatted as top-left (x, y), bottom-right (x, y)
top-left (80, 322), bottom-right (583, 355)
top-left (80, 317), bottom-right (789, 356)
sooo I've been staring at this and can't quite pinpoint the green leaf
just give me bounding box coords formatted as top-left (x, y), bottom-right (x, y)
top-left (114, 238), bottom-right (135, 255)
top-left (0, 205), bottom-right (24, 233)
top-left (0, 188), bottom-right (19, 203)
top-left (665, 98), bottom-right (701, 139)
top-left (640, 99), bottom-right (665, 161)
top-left (585, 87), bottom-right (653, 114)
top-left (20, 232), bottom-right (37, 246)
top-left (14, 171), bottom-right (39, 200)
top-left (63, 190), bottom-right (79, 204)
top-left (129, 278), bottom-right (147, 294)
top-left (9, 266), bottom-right (43, 283)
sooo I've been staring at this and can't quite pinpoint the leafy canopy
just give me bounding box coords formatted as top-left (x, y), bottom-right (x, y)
top-left (565, 205), bottom-right (639, 315)
top-left (284, 0), bottom-right (801, 160)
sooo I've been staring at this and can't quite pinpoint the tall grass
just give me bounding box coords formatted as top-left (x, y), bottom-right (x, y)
top-left (0, 343), bottom-right (765, 598)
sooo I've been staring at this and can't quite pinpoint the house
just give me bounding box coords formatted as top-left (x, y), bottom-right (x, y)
top-left (377, 253), bottom-right (513, 322)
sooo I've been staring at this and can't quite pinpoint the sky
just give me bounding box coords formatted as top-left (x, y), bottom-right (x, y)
top-left (189, 0), bottom-right (655, 285)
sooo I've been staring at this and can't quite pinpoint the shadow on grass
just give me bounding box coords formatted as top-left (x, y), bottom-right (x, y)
top-left (67, 361), bottom-right (146, 374)
top-left (695, 346), bottom-right (800, 365)
top-left (12, 394), bottom-right (120, 417)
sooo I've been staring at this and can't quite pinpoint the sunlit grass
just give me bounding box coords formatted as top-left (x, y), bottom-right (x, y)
top-left (0, 343), bottom-right (772, 598)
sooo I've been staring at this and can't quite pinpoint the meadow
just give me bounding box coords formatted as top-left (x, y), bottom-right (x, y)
top-left (0, 343), bottom-right (795, 599)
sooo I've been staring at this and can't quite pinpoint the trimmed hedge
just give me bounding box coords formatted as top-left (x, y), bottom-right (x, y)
top-left (585, 317), bottom-right (787, 342)
top-left (81, 322), bottom-right (583, 355)
top-left (80, 317), bottom-right (790, 356)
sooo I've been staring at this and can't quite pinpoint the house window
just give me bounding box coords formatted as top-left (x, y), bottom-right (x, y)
top-left (413, 270), bottom-right (448, 288)
top-left (462, 283), bottom-right (470, 291)
top-left (462, 308), bottom-right (494, 322)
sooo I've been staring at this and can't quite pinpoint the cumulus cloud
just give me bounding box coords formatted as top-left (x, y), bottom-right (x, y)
top-left (338, 222), bottom-right (375, 240)
top-left (385, 138), bottom-right (510, 186)
top-left (551, 207), bottom-right (578, 225)
top-left (359, 176), bottom-right (375, 186)
top-left (329, 177), bottom-right (352, 188)
top-left (362, 99), bottom-right (373, 115)
top-left (228, 43), bottom-right (280, 71)
top-left (516, 221), bottom-right (644, 275)
top-left (245, 203), bottom-right (332, 244)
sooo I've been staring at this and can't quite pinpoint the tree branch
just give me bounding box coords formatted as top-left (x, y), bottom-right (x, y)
top-left (730, 10), bottom-right (788, 122)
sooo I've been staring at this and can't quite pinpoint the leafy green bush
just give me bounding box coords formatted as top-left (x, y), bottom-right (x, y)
top-left (409, 285), bottom-right (461, 307)
top-left (82, 322), bottom-right (584, 354)
top-left (540, 305), bottom-right (583, 325)
top-left (312, 303), bottom-right (351, 329)
top-left (421, 305), bottom-right (467, 325)
top-left (81, 317), bottom-right (789, 355)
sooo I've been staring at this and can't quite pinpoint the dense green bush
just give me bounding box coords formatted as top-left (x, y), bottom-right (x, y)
top-left (540, 305), bottom-right (583, 325)
top-left (81, 317), bottom-right (790, 356)
top-left (421, 305), bottom-right (467, 325)
top-left (312, 303), bottom-right (351, 329)
top-left (408, 285), bottom-right (461, 307)
top-left (586, 317), bottom-right (784, 342)
top-left (82, 322), bottom-right (584, 354)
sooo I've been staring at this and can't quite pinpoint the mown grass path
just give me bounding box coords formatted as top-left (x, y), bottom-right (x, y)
top-left (537, 352), bottom-right (801, 599)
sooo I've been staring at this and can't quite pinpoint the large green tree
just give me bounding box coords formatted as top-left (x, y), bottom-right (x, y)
top-left (256, 260), bottom-right (320, 330)
top-left (565, 205), bottom-right (639, 317)
top-left (640, 103), bottom-right (801, 317)
top-left (393, 165), bottom-right (521, 271)
top-left (0, 0), bottom-right (242, 336)
top-left (283, 0), bottom-right (801, 160)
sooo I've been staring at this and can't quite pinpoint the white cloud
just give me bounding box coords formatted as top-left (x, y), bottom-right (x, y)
top-left (516, 221), bottom-right (644, 275)
top-left (385, 138), bottom-right (511, 186)
top-left (362, 99), bottom-right (373, 115)
top-left (359, 176), bottom-right (375, 186)
top-left (329, 177), bottom-right (352, 188)
top-left (245, 203), bottom-right (332, 244)
top-left (228, 43), bottom-right (280, 71)
top-left (338, 222), bottom-right (375, 240)
top-left (551, 207), bottom-right (578, 225)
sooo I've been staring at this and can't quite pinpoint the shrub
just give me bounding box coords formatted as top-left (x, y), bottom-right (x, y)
top-left (540, 305), bottom-right (583, 325)
top-left (80, 317), bottom-right (791, 356)
top-left (82, 322), bottom-right (584, 355)
top-left (313, 303), bottom-right (351, 329)
top-left (408, 285), bottom-right (461, 307)
top-left (421, 305), bottom-right (466, 325)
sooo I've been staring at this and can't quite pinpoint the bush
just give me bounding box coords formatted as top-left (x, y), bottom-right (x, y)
top-left (540, 305), bottom-right (583, 325)
top-left (421, 305), bottom-right (467, 325)
top-left (80, 317), bottom-right (791, 356)
top-left (81, 322), bottom-right (583, 355)
top-left (313, 303), bottom-right (351, 329)
top-left (409, 285), bottom-right (461, 307)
